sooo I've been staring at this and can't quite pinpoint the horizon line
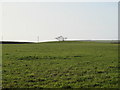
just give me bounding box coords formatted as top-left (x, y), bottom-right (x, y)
top-left (0, 39), bottom-right (119, 42)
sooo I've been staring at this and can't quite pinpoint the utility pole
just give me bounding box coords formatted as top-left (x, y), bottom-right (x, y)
top-left (37, 36), bottom-right (39, 43)
top-left (1, 35), bottom-right (3, 41)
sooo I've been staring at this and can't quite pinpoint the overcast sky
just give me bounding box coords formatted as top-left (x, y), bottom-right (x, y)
top-left (2, 2), bottom-right (118, 42)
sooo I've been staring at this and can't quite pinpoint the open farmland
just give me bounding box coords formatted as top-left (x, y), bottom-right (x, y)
top-left (2, 41), bottom-right (119, 88)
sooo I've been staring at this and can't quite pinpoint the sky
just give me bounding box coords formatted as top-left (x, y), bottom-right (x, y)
top-left (1, 2), bottom-right (118, 42)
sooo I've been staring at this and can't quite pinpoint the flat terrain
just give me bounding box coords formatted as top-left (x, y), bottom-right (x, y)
top-left (2, 41), bottom-right (119, 88)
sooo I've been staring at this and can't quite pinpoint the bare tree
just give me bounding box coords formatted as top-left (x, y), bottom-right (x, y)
top-left (55, 36), bottom-right (67, 41)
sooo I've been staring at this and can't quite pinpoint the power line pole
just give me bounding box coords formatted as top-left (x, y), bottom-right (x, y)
top-left (1, 35), bottom-right (3, 41)
top-left (37, 36), bottom-right (39, 43)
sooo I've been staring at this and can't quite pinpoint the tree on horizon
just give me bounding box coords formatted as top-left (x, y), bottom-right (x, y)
top-left (55, 36), bottom-right (67, 41)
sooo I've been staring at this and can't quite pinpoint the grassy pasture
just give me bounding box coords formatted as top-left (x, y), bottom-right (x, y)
top-left (2, 41), bottom-right (119, 88)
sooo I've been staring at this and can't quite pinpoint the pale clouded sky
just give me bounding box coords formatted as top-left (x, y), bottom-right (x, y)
top-left (2, 2), bottom-right (118, 42)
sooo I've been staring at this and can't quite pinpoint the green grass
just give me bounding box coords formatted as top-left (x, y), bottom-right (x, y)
top-left (2, 41), bottom-right (119, 88)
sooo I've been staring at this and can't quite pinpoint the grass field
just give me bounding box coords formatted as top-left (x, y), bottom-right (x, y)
top-left (2, 41), bottom-right (119, 88)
